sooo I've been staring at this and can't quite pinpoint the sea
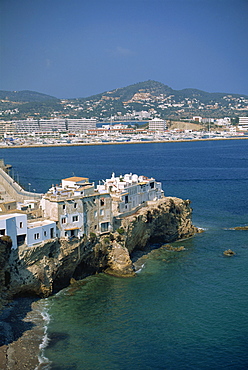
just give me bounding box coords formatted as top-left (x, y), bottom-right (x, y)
top-left (1, 139), bottom-right (248, 370)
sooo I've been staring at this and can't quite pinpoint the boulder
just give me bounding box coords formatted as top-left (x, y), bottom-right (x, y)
top-left (223, 249), bottom-right (236, 256)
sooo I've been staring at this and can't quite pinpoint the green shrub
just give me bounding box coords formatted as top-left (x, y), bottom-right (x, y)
top-left (117, 227), bottom-right (125, 235)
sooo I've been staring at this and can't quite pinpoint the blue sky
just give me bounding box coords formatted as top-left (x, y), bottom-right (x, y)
top-left (1, 0), bottom-right (248, 98)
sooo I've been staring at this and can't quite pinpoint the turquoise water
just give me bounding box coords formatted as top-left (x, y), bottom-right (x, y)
top-left (1, 140), bottom-right (248, 369)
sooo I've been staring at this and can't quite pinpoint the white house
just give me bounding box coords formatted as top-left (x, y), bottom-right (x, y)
top-left (27, 219), bottom-right (56, 246)
top-left (0, 213), bottom-right (27, 249)
top-left (97, 173), bottom-right (163, 216)
top-left (0, 213), bottom-right (56, 249)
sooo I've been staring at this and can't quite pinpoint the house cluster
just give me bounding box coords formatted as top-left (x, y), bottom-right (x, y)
top-left (0, 172), bottom-right (164, 249)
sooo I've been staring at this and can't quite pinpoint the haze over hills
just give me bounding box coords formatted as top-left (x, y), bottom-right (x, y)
top-left (1, 80), bottom-right (248, 120)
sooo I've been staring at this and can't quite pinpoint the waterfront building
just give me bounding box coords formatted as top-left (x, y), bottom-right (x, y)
top-left (97, 173), bottom-right (164, 216)
top-left (67, 118), bottom-right (96, 132)
top-left (0, 213), bottom-right (56, 248)
top-left (148, 117), bottom-right (167, 131)
top-left (238, 117), bottom-right (248, 131)
top-left (0, 162), bottom-right (164, 247)
top-left (41, 176), bottom-right (112, 238)
top-left (0, 118), bottom-right (97, 136)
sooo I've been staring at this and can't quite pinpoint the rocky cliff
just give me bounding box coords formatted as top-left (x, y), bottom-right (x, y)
top-left (0, 196), bottom-right (198, 306)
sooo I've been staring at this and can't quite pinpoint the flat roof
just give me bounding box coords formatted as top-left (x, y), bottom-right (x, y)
top-left (28, 219), bottom-right (55, 228)
top-left (0, 213), bottom-right (26, 220)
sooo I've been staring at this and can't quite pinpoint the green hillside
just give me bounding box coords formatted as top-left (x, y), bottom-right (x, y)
top-left (1, 81), bottom-right (247, 120)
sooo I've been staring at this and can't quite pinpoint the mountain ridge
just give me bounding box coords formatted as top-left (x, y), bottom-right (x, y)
top-left (1, 80), bottom-right (247, 120)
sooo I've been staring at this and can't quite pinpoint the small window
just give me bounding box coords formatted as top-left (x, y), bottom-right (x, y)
top-left (74, 203), bottom-right (77, 208)
top-left (44, 231), bottom-right (47, 237)
top-left (34, 233), bottom-right (40, 240)
top-left (63, 204), bottom-right (66, 210)
top-left (72, 215), bottom-right (78, 222)
top-left (20, 222), bottom-right (23, 228)
top-left (61, 217), bottom-right (66, 224)
top-left (94, 211), bottom-right (97, 218)
top-left (100, 209), bottom-right (104, 216)
top-left (100, 198), bottom-right (105, 206)
top-left (101, 222), bottom-right (109, 232)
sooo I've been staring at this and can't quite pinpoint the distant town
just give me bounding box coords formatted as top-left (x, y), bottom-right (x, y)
top-left (1, 80), bottom-right (248, 145)
top-left (0, 116), bottom-right (247, 147)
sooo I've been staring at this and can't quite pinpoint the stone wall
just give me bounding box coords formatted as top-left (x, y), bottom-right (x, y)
top-left (0, 168), bottom-right (42, 202)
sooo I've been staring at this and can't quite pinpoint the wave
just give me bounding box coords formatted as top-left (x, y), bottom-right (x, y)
top-left (135, 263), bottom-right (145, 273)
top-left (35, 299), bottom-right (52, 370)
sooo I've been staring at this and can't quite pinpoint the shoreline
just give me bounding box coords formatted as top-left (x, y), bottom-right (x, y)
top-left (0, 298), bottom-right (49, 370)
top-left (0, 136), bottom-right (248, 149)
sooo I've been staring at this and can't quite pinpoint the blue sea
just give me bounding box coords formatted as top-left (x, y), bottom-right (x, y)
top-left (1, 139), bottom-right (248, 369)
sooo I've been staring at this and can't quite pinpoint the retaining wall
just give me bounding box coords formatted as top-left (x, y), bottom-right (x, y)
top-left (0, 168), bottom-right (42, 202)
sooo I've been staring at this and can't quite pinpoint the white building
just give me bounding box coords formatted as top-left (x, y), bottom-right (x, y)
top-left (1, 118), bottom-right (96, 135)
top-left (215, 117), bottom-right (231, 126)
top-left (0, 213), bottom-right (56, 249)
top-left (97, 173), bottom-right (164, 216)
top-left (148, 117), bottom-right (167, 131)
top-left (66, 118), bottom-right (96, 132)
top-left (238, 117), bottom-right (248, 131)
top-left (192, 116), bottom-right (203, 123)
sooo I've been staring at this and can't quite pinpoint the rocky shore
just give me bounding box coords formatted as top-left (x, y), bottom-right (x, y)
top-left (0, 196), bottom-right (198, 368)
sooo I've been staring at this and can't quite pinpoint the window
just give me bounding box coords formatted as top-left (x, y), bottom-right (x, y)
top-left (34, 233), bottom-right (40, 240)
top-left (94, 211), bottom-right (97, 218)
top-left (125, 195), bottom-right (128, 204)
top-left (100, 198), bottom-right (105, 206)
top-left (101, 222), bottom-right (109, 232)
top-left (74, 203), bottom-right (77, 208)
top-left (20, 222), bottom-right (23, 228)
top-left (63, 204), bottom-right (66, 210)
top-left (61, 217), bottom-right (66, 224)
top-left (44, 231), bottom-right (47, 237)
top-left (72, 215), bottom-right (78, 222)
top-left (50, 228), bottom-right (54, 238)
top-left (100, 209), bottom-right (104, 216)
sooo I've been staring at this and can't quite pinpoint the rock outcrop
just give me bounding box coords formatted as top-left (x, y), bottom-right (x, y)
top-left (0, 236), bottom-right (12, 310)
top-left (0, 196), bottom-right (198, 303)
top-left (223, 249), bottom-right (236, 256)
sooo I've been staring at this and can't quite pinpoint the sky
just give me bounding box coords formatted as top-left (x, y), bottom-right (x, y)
top-left (0, 0), bottom-right (248, 98)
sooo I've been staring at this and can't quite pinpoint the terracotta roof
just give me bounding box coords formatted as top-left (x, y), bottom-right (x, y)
top-left (64, 227), bottom-right (80, 231)
top-left (62, 176), bottom-right (88, 182)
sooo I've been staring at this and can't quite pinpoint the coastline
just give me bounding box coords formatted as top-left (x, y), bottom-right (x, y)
top-left (0, 298), bottom-right (49, 370)
top-left (0, 136), bottom-right (247, 150)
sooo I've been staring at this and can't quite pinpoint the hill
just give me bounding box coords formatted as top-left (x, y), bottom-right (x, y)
top-left (0, 90), bottom-right (57, 102)
top-left (1, 81), bottom-right (248, 120)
